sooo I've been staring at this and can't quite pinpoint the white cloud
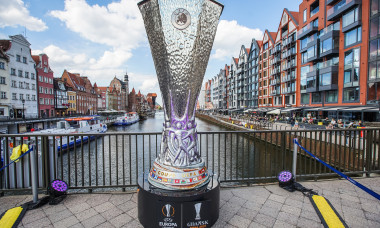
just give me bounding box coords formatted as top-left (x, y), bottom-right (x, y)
top-left (0, 0), bottom-right (47, 31)
top-left (211, 20), bottom-right (263, 60)
top-left (50, 0), bottom-right (145, 51)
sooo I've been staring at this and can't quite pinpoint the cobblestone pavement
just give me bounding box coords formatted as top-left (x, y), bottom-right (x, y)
top-left (1, 177), bottom-right (379, 228)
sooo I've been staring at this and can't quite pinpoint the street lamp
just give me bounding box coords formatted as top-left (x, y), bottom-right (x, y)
top-left (22, 99), bottom-right (25, 120)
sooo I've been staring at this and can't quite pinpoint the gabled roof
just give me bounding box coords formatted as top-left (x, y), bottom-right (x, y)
top-left (246, 48), bottom-right (250, 54)
top-left (9, 34), bottom-right (31, 46)
top-left (269, 32), bottom-right (277, 42)
top-left (97, 87), bottom-right (108, 92)
top-left (131, 88), bottom-right (136, 94)
top-left (0, 40), bottom-right (11, 52)
top-left (257, 40), bottom-right (263, 48)
top-left (32, 55), bottom-right (40, 65)
top-left (287, 9), bottom-right (299, 26)
top-left (147, 93), bottom-right (157, 97)
top-left (234, 58), bottom-right (238, 64)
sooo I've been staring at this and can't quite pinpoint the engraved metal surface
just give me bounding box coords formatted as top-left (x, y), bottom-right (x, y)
top-left (138, 0), bottom-right (223, 190)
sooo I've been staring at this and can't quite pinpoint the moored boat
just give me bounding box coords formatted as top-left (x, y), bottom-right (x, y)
top-left (113, 112), bottom-right (139, 126)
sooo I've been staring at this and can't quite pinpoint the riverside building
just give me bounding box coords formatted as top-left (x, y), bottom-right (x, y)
top-left (0, 35), bottom-right (38, 119)
top-left (207, 0), bottom-right (379, 121)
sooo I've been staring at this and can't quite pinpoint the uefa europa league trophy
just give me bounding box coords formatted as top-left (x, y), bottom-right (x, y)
top-left (138, 0), bottom-right (223, 191)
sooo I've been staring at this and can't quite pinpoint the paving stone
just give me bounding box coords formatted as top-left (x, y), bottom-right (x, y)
top-left (126, 207), bottom-right (138, 219)
top-left (263, 199), bottom-right (283, 210)
top-left (116, 200), bottom-right (137, 213)
top-left (47, 208), bottom-right (73, 223)
top-left (218, 208), bottom-right (236, 222)
top-left (243, 201), bottom-right (262, 211)
top-left (259, 205), bottom-right (280, 219)
top-left (97, 222), bottom-right (115, 227)
top-left (94, 202), bottom-right (115, 213)
top-left (296, 217), bottom-right (322, 228)
top-left (67, 202), bottom-right (91, 214)
top-left (101, 206), bottom-right (124, 220)
top-left (213, 220), bottom-right (228, 228)
top-left (130, 193), bottom-right (138, 204)
top-left (276, 211), bottom-right (298, 226)
top-left (122, 219), bottom-right (143, 228)
top-left (81, 214), bottom-right (106, 228)
top-left (284, 198), bottom-right (303, 209)
top-left (248, 221), bottom-right (267, 228)
top-left (268, 194), bottom-right (286, 204)
top-left (229, 195), bottom-right (247, 206)
top-left (273, 219), bottom-right (296, 228)
top-left (236, 207), bottom-right (258, 221)
top-left (109, 213), bottom-right (133, 228)
top-left (281, 204), bottom-right (301, 217)
top-left (53, 215), bottom-right (80, 228)
top-left (254, 213), bottom-right (276, 227)
top-left (43, 204), bottom-right (67, 216)
top-left (109, 194), bottom-right (132, 206)
top-left (75, 208), bottom-right (99, 222)
top-left (69, 223), bottom-right (85, 228)
top-left (228, 214), bottom-right (251, 228)
top-left (222, 201), bottom-right (242, 214)
top-left (221, 190), bottom-right (234, 201)
top-left (23, 217), bottom-right (52, 228)
top-left (22, 209), bottom-right (46, 225)
top-left (299, 208), bottom-right (320, 222)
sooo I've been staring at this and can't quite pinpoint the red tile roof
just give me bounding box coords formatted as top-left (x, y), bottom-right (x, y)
top-left (246, 48), bottom-right (251, 54)
top-left (0, 40), bottom-right (11, 52)
top-left (269, 32), bottom-right (277, 41)
top-left (32, 55), bottom-right (40, 65)
top-left (290, 11), bottom-right (299, 25)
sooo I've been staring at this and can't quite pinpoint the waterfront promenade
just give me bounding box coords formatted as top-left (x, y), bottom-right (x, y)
top-left (1, 177), bottom-right (379, 228)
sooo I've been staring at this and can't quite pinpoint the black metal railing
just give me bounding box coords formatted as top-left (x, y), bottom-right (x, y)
top-left (1, 129), bottom-right (379, 192)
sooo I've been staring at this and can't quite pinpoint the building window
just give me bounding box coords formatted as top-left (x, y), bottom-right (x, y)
top-left (44, 67), bottom-right (48, 73)
top-left (19, 82), bottom-right (23, 89)
top-left (32, 84), bottom-right (35, 90)
top-left (303, 9), bottom-right (307, 23)
top-left (11, 80), bottom-right (16, 87)
top-left (0, 62), bottom-right (4, 69)
top-left (31, 73), bottom-right (35, 79)
top-left (301, 52), bottom-right (308, 64)
top-left (307, 76), bottom-right (316, 89)
top-left (32, 95), bottom-right (36, 101)
top-left (39, 76), bottom-right (42, 82)
top-left (19, 94), bottom-right (23, 100)
top-left (26, 94), bottom-right (30, 100)
top-left (300, 66), bottom-right (309, 91)
top-left (12, 93), bottom-right (17, 100)
top-left (320, 72), bottom-right (332, 86)
top-left (310, 1), bottom-right (319, 18)
top-left (11, 68), bottom-right (16, 75)
top-left (343, 87), bottom-right (359, 102)
top-left (16, 55), bottom-right (21, 62)
top-left (343, 7), bottom-right (359, 28)
top-left (25, 72), bottom-right (29, 78)
top-left (23, 57), bottom-right (27, 64)
top-left (311, 92), bottom-right (322, 103)
top-left (18, 70), bottom-right (23, 77)
top-left (25, 83), bottom-right (29, 89)
top-left (307, 45), bottom-right (316, 59)
top-left (369, 39), bottom-right (380, 59)
top-left (325, 90), bottom-right (338, 103)
top-left (1, 92), bottom-right (6, 99)
top-left (313, 18), bottom-right (318, 27)
top-left (372, 0), bottom-right (379, 16)
top-left (344, 48), bottom-right (360, 86)
top-left (345, 27), bottom-right (362, 47)
top-left (263, 43), bottom-right (268, 51)
top-left (45, 98), bottom-right (49, 105)
top-left (40, 98), bottom-right (44, 105)
top-left (370, 16), bottom-right (379, 38)
top-left (45, 88), bottom-right (48, 94)
top-left (39, 86), bottom-right (43, 93)
top-left (0, 77), bottom-right (5, 84)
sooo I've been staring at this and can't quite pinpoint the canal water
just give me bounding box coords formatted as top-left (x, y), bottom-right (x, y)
top-left (57, 112), bottom-right (296, 189)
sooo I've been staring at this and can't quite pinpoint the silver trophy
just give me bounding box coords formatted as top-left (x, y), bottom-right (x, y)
top-left (138, 0), bottom-right (223, 190)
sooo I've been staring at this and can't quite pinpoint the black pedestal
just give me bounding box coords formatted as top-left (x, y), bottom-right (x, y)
top-left (138, 173), bottom-right (220, 228)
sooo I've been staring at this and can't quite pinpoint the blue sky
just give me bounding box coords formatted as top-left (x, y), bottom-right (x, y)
top-left (0, 0), bottom-right (300, 102)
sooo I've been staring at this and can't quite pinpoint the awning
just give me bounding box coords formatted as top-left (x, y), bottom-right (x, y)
top-left (342, 106), bottom-right (378, 112)
top-left (267, 109), bottom-right (282, 115)
top-left (304, 106), bottom-right (323, 111)
top-left (281, 107), bottom-right (301, 113)
top-left (243, 109), bottom-right (254, 113)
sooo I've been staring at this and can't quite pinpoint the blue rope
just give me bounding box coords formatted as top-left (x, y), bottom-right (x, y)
top-left (0, 147), bottom-right (34, 172)
top-left (294, 139), bottom-right (380, 201)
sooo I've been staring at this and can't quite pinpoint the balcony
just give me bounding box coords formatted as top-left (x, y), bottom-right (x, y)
top-left (270, 80), bottom-right (277, 86)
top-left (327, 0), bottom-right (361, 21)
top-left (319, 66), bottom-right (339, 91)
top-left (282, 88), bottom-right (295, 94)
top-left (297, 23), bottom-right (318, 40)
top-left (327, 0), bottom-right (340, 6)
top-left (271, 90), bottom-right (277, 95)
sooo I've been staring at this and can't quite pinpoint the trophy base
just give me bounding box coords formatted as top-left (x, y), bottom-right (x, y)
top-left (138, 172), bottom-right (220, 228)
top-left (148, 161), bottom-right (210, 190)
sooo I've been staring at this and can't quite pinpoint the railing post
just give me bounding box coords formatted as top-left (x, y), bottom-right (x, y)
top-left (365, 130), bottom-right (373, 177)
top-left (42, 136), bottom-right (51, 188)
top-left (293, 138), bottom-right (298, 181)
top-left (30, 147), bottom-right (38, 203)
